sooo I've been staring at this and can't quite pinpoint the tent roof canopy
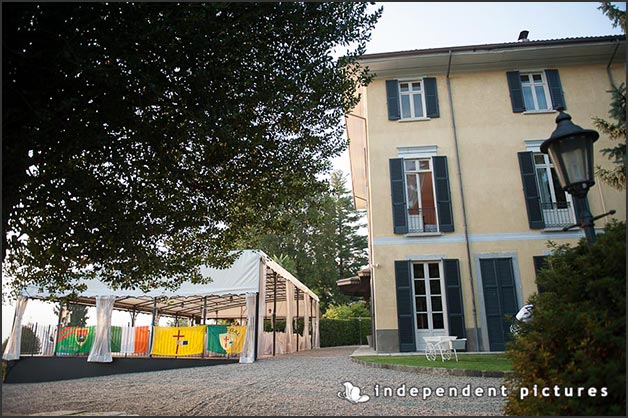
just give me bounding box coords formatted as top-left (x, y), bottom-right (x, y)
top-left (21, 250), bottom-right (319, 319)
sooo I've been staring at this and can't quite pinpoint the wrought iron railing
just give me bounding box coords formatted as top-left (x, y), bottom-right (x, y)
top-left (541, 201), bottom-right (575, 228)
top-left (407, 207), bottom-right (438, 233)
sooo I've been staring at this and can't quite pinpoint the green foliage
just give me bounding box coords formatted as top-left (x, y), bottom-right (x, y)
top-left (323, 301), bottom-right (370, 320)
top-left (319, 318), bottom-right (371, 347)
top-left (505, 221), bottom-right (626, 416)
top-left (2, 3), bottom-right (382, 295)
top-left (593, 3), bottom-right (626, 190)
top-left (1, 326), bottom-right (42, 355)
top-left (53, 302), bottom-right (89, 327)
top-left (598, 2), bottom-right (626, 32)
top-left (238, 170), bottom-right (368, 312)
top-left (593, 83), bottom-right (626, 190)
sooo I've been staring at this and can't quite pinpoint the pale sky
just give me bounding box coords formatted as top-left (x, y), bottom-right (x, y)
top-left (3, 2), bottom-right (624, 341)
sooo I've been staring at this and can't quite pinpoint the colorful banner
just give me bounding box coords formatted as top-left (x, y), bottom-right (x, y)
top-left (55, 326), bottom-right (96, 355)
top-left (120, 326), bottom-right (150, 354)
top-left (150, 325), bottom-right (206, 356)
top-left (207, 325), bottom-right (247, 355)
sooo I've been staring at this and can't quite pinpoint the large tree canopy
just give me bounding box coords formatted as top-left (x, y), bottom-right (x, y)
top-left (2, 2), bottom-right (381, 295)
top-left (237, 170), bottom-right (368, 312)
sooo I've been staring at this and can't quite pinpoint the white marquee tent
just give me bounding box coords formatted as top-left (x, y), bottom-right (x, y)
top-left (3, 250), bottom-right (320, 363)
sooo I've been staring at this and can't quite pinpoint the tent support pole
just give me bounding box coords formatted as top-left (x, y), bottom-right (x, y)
top-left (149, 298), bottom-right (157, 357)
top-left (310, 300), bottom-right (313, 349)
top-left (53, 299), bottom-right (65, 357)
top-left (272, 273), bottom-right (277, 356)
top-left (295, 288), bottom-right (299, 352)
top-left (202, 296), bottom-right (207, 325)
top-left (254, 292), bottom-right (259, 361)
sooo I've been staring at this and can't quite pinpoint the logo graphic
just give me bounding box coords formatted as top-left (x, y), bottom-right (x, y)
top-left (338, 381), bottom-right (370, 404)
top-left (220, 333), bottom-right (235, 351)
top-left (74, 328), bottom-right (90, 346)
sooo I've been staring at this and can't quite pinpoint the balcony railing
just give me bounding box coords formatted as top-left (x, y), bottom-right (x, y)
top-left (541, 201), bottom-right (575, 228)
top-left (407, 207), bottom-right (438, 233)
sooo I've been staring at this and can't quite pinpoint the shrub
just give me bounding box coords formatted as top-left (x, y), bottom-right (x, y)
top-left (505, 221), bottom-right (626, 415)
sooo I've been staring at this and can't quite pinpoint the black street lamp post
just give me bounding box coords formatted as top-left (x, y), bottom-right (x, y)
top-left (540, 110), bottom-right (615, 244)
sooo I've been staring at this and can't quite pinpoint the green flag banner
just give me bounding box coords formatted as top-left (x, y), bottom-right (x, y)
top-left (111, 326), bottom-right (122, 353)
top-left (55, 326), bottom-right (95, 355)
top-left (206, 325), bottom-right (247, 355)
top-left (207, 325), bottom-right (228, 354)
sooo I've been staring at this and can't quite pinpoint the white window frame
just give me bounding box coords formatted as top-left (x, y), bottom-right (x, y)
top-left (533, 152), bottom-right (576, 228)
top-left (398, 78), bottom-right (429, 120)
top-left (520, 71), bottom-right (552, 112)
top-left (411, 261), bottom-right (449, 333)
top-left (403, 157), bottom-right (440, 233)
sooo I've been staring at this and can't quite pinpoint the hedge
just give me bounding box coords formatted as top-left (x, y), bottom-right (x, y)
top-left (263, 317), bottom-right (372, 347)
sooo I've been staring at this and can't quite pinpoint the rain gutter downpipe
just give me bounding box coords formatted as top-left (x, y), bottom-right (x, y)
top-left (446, 50), bottom-right (482, 351)
top-left (606, 38), bottom-right (620, 89)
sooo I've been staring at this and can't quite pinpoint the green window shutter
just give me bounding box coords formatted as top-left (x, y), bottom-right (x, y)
top-left (433, 156), bottom-right (454, 232)
top-left (443, 259), bottom-right (466, 339)
top-left (506, 71), bottom-right (525, 113)
top-left (533, 255), bottom-right (548, 294)
top-left (395, 260), bottom-right (416, 352)
top-left (424, 77), bottom-right (440, 118)
top-left (517, 152), bottom-right (544, 229)
top-left (545, 69), bottom-right (566, 110)
top-left (386, 79), bottom-right (401, 120)
top-left (389, 158), bottom-right (408, 234)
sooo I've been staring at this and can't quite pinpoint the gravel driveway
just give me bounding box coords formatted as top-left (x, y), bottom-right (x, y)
top-left (2, 346), bottom-right (507, 416)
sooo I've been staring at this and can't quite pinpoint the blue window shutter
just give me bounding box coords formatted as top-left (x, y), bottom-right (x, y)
top-left (517, 152), bottom-right (544, 229)
top-left (506, 71), bottom-right (525, 113)
top-left (443, 259), bottom-right (466, 339)
top-left (545, 69), bottom-right (566, 110)
top-left (395, 260), bottom-right (416, 352)
top-left (433, 156), bottom-right (454, 232)
top-left (386, 80), bottom-right (401, 120)
top-left (389, 158), bottom-right (408, 234)
top-left (424, 77), bottom-right (440, 118)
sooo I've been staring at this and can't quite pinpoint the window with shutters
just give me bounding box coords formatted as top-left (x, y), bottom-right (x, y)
top-left (507, 69), bottom-right (565, 113)
top-left (404, 158), bottom-right (439, 233)
top-left (386, 78), bottom-right (439, 120)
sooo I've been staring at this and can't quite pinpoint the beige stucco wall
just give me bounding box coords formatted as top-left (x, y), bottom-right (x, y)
top-left (361, 61), bottom-right (626, 351)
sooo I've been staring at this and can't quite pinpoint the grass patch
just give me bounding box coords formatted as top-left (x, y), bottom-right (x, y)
top-left (357, 354), bottom-right (511, 372)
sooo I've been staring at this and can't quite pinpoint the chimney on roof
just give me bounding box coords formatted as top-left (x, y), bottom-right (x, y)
top-left (518, 30), bottom-right (530, 42)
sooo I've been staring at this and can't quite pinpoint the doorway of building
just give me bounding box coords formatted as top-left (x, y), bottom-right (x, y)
top-left (412, 261), bottom-right (448, 350)
top-left (479, 258), bottom-right (519, 351)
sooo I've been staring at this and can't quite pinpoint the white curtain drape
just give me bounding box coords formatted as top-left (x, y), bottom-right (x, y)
top-left (301, 293), bottom-right (310, 350)
top-left (256, 261), bottom-right (267, 358)
top-left (312, 299), bottom-right (320, 349)
top-left (87, 295), bottom-right (116, 362)
top-left (239, 293), bottom-right (256, 363)
top-left (2, 296), bottom-right (29, 361)
top-left (285, 281), bottom-right (294, 353)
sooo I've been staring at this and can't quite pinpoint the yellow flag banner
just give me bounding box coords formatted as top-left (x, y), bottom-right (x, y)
top-left (222, 325), bottom-right (247, 355)
top-left (150, 325), bottom-right (207, 356)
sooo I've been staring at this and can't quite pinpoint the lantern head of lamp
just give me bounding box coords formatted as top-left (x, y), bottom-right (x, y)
top-left (540, 110), bottom-right (599, 198)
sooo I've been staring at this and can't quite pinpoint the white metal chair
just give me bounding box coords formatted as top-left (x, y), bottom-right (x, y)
top-left (424, 336), bottom-right (467, 362)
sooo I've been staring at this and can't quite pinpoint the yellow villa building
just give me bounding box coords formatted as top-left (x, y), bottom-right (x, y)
top-left (345, 34), bottom-right (626, 353)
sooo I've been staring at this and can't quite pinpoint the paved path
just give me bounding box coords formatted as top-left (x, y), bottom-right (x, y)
top-left (2, 346), bottom-right (507, 416)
